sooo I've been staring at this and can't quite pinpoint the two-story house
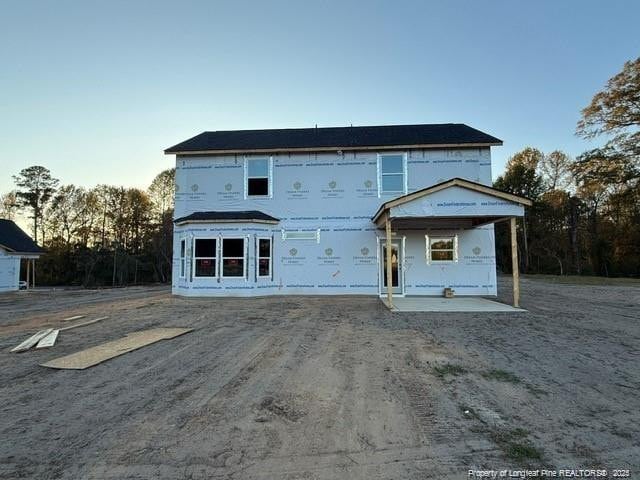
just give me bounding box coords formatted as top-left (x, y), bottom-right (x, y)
top-left (165, 124), bottom-right (531, 306)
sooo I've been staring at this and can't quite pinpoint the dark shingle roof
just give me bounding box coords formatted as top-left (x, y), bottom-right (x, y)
top-left (0, 219), bottom-right (44, 254)
top-left (174, 211), bottom-right (279, 224)
top-left (165, 123), bottom-right (502, 154)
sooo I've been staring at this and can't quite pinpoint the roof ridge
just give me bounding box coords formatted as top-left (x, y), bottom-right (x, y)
top-left (201, 123), bottom-right (464, 134)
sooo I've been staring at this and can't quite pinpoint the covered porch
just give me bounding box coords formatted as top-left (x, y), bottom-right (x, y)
top-left (371, 178), bottom-right (533, 311)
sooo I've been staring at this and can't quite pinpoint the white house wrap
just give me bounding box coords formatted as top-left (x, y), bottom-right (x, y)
top-left (165, 124), bottom-right (531, 298)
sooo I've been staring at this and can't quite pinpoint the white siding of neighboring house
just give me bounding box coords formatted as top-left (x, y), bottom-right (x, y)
top-left (0, 247), bottom-right (20, 292)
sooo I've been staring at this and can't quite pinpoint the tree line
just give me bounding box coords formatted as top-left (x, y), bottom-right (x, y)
top-left (495, 57), bottom-right (639, 277)
top-left (1, 168), bottom-right (175, 286)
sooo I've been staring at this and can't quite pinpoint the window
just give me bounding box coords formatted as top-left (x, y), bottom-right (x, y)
top-left (246, 157), bottom-right (271, 197)
top-left (379, 154), bottom-right (406, 194)
top-left (222, 238), bottom-right (246, 277)
top-left (194, 239), bottom-right (217, 277)
top-left (281, 229), bottom-right (320, 243)
top-left (426, 235), bottom-right (458, 263)
top-left (257, 237), bottom-right (272, 277)
top-left (179, 239), bottom-right (186, 277)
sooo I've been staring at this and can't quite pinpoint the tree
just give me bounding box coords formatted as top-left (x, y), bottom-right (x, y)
top-left (45, 185), bottom-right (94, 246)
top-left (572, 147), bottom-right (638, 192)
top-left (540, 150), bottom-right (573, 191)
top-left (124, 188), bottom-right (152, 254)
top-left (147, 168), bottom-right (175, 283)
top-left (504, 147), bottom-right (544, 171)
top-left (494, 149), bottom-right (545, 200)
top-left (494, 148), bottom-right (545, 272)
top-left (577, 57), bottom-right (640, 160)
top-left (148, 168), bottom-right (175, 221)
top-left (0, 191), bottom-right (20, 220)
top-left (12, 166), bottom-right (59, 242)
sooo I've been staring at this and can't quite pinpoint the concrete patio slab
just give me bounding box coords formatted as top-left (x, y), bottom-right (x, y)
top-left (381, 296), bottom-right (525, 312)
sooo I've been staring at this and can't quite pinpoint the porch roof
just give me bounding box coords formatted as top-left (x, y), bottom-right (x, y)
top-left (372, 178), bottom-right (532, 228)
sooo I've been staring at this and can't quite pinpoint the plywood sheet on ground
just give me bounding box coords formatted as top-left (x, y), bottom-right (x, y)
top-left (59, 316), bottom-right (109, 331)
top-left (36, 329), bottom-right (59, 348)
top-left (11, 329), bottom-right (54, 352)
top-left (40, 328), bottom-right (193, 370)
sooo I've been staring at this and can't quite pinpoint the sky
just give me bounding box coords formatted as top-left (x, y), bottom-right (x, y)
top-left (1, 0), bottom-right (639, 195)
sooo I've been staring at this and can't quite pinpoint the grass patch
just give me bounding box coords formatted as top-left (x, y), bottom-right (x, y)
top-left (434, 364), bottom-right (467, 378)
top-left (525, 384), bottom-right (549, 396)
top-left (481, 369), bottom-right (521, 383)
top-left (505, 442), bottom-right (543, 461)
top-left (524, 274), bottom-right (640, 286)
top-left (491, 428), bottom-right (543, 461)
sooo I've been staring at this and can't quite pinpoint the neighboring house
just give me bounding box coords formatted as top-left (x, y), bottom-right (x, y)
top-left (165, 123), bottom-right (531, 304)
top-left (0, 219), bottom-right (44, 292)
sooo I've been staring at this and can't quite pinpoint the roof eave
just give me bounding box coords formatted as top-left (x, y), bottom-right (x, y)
top-left (165, 141), bottom-right (503, 156)
top-left (4, 250), bottom-right (44, 256)
top-left (174, 218), bottom-right (279, 226)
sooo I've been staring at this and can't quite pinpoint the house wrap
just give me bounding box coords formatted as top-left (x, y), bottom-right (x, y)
top-left (165, 124), bottom-right (530, 297)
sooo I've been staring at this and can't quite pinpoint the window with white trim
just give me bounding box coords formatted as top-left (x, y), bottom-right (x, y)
top-left (246, 157), bottom-right (272, 197)
top-left (426, 235), bottom-right (458, 263)
top-left (379, 153), bottom-right (406, 194)
top-left (257, 237), bottom-right (272, 277)
top-left (179, 239), bottom-right (186, 277)
top-left (222, 238), bottom-right (245, 277)
top-left (194, 238), bottom-right (217, 277)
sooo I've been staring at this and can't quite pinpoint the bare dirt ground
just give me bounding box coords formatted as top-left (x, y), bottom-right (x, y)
top-left (0, 278), bottom-right (638, 479)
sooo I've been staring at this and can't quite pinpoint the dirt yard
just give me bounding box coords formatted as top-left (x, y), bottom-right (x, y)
top-left (0, 278), bottom-right (638, 479)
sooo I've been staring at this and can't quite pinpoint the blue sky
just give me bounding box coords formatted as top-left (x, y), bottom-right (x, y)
top-left (1, 0), bottom-right (638, 194)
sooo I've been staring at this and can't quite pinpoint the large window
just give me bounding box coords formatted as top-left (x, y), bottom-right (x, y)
top-left (222, 238), bottom-right (246, 277)
top-left (257, 237), bottom-right (272, 277)
top-left (194, 239), bottom-right (217, 277)
top-left (246, 158), bottom-right (271, 197)
top-left (426, 235), bottom-right (458, 263)
top-left (379, 154), bottom-right (406, 194)
top-left (179, 239), bottom-right (186, 277)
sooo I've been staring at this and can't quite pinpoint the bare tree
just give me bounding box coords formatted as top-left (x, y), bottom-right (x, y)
top-left (0, 191), bottom-right (20, 220)
top-left (540, 150), bottom-right (573, 191)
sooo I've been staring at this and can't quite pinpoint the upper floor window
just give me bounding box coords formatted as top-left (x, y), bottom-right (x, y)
top-left (378, 153), bottom-right (407, 195)
top-left (245, 157), bottom-right (272, 197)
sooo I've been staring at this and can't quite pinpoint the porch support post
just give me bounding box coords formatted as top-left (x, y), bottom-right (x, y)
top-left (32, 259), bottom-right (36, 288)
top-left (510, 217), bottom-right (520, 308)
top-left (385, 213), bottom-right (393, 309)
top-left (26, 258), bottom-right (30, 290)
